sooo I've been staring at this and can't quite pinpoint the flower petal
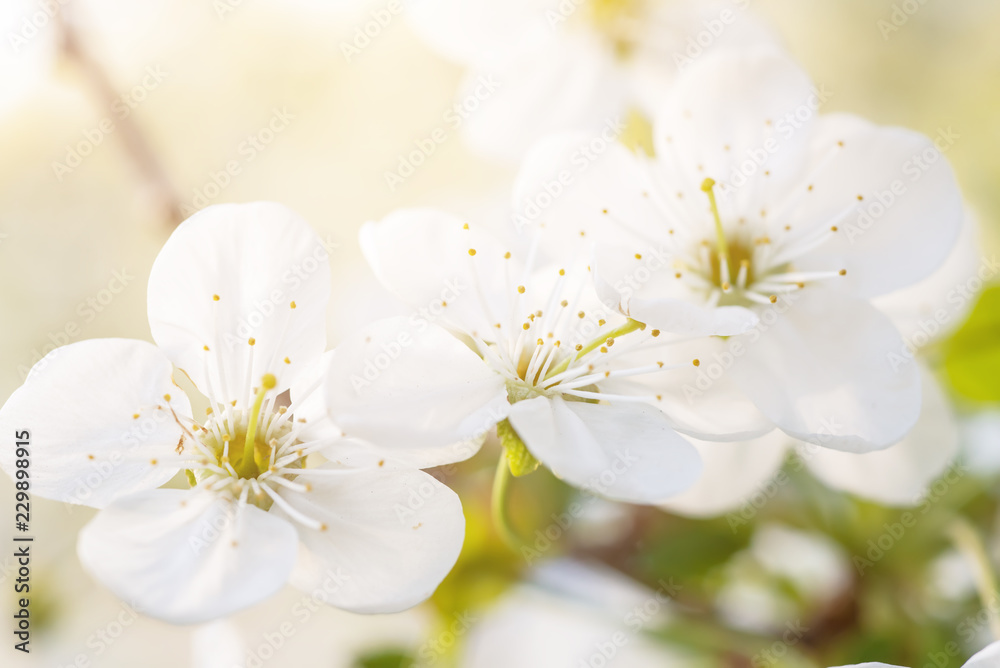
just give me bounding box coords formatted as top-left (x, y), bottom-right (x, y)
top-left (967, 641), bottom-right (1000, 668)
top-left (0, 339), bottom-right (191, 508)
top-left (325, 317), bottom-right (508, 450)
top-left (323, 437), bottom-right (483, 472)
top-left (598, 336), bottom-right (774, 441)
top-left (458, 36), bottom-right (627, 163)
top-left (729, 289), bottom-right (921, 453)
top-left (653, 46), bottom-right (816, 203)
top-left (802, 366), bottom-right (958, 506)
top-left (148, 202), bottom-right (331, 406)
top-left (793, 113), bottom-right (964, 298)
top-left (872, 208), bottom-right (983, 346)
top-left (360, 208), bottom-right (517, 338)
top-left (507, 396), bottom-right (702, 504)
top-left (404, 0), bottom-right (555, 69)
top-left (275, 467), bottom-right (465, 614)
top-left (661, 431), bottom-right (790, 518)
top-left (77, 488), bottom-right (298, 624)
top-left (292, 349), bottom-right (484, 469)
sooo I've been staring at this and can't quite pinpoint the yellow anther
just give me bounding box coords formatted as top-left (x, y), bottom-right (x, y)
top-left (468, 248), bottom-right (477, 256)
top-left (248, 338), bottom-right (256, 346)
top-left (692, 359), bottom-right (700, 367)
top-left (213, 294), bottom-right (220, 301)
top-left (517, 286), bottom-right (526, 294)
top-left (651, 329), bottom-right (660, 337)
top-left (290, 301), bottom-right (297, 309)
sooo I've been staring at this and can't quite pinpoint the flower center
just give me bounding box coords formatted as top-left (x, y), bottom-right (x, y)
top-left (183, 373), bottom-right (316, 512)
top-left (585, 0), bottom-right (643, 59)
top-left (691, 178), bottom-right (847, 309)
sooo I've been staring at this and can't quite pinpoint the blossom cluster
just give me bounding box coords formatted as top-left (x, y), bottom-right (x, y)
top-left (0, 2), bottom-right (981, 664)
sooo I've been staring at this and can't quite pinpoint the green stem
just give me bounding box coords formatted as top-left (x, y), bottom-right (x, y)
top-left (545, 318), bottom-right (644, 380)
top-left (701, 178), bottom-right (729, 263)
top-left (949, 517), bottom-right (1000, 640)
top-left (492, 456), bottom-right (528, 553)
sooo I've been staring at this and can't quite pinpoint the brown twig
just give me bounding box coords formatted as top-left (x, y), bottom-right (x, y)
top-left (55, 8), bottom-right (185, 227)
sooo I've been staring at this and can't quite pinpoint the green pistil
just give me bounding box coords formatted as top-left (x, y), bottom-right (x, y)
top-left (701, 178), bottom-right (729, 264)
top-left (545, 318), bottom-right (644, 380)
top-left (239, 373), bottom-right (276, 478)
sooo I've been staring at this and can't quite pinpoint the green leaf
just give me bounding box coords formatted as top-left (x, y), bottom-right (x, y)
top-left (944, 286), bottom-right (1000, 401)
top-left (497, 418), bottom-right (539, 477)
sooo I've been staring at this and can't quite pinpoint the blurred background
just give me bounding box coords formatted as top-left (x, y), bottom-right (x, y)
top-left (2, 0), bottom-right (1000, 666)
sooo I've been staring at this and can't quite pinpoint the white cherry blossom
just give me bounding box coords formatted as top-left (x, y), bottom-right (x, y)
top-left (0, 203), bottom-right (473, 623)
top-left (516, 46), bottom-right (965, 454)
top-left (357, 208), bottom-right (710, 505)
top-left (404, 0), bottom-right (774, 162)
